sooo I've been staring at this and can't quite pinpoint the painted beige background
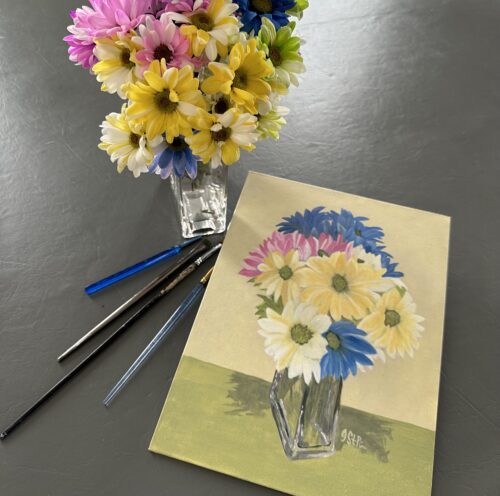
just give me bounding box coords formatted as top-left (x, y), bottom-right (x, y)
top-left (184, 172), bottom-right (450, 431)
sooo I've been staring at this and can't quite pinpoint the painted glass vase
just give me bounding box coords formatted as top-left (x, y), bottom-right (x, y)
top-left (269, 370), bottom-right (342, 460)
top-left (169, 163), bottom-right (228, 239)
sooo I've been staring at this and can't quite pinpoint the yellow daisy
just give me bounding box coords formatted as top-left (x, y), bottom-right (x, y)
top-left (254, 249), bottom-right (306, 304)
top-left (359, 288), bottom-right (424, 358)
top-left (171, 0), bottom-right (239, 61)
top-left (201, 38), bottom-right (273, 114)
top-left (93, 33), bottom-right (141, 99)
top-left (187, 108), bottom-right (258, 166)
top-left (98, 105), bottom-right (164, 178)
top-left (299, 252), bottom-right (386, 321)
top-left (126, 60), bottom-right (206, 141)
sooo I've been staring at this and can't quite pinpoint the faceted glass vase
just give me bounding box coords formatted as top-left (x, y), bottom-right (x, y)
top-left (169, 163), bottom-right (228, 239)
top-left (270, 370), bottom-right (343, 460)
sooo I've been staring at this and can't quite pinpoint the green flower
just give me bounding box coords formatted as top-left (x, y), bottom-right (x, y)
top-left (258, 102), bottom-right (289, 140)
top-left (287, 0), bottom-right (309, 20)
top-left (258, 17), bottom-right (305, 88)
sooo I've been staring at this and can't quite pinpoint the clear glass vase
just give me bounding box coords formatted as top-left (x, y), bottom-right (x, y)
top-left (169, 163), bottom-right (228, 239)
top-left (270, 370), bottom-right (342, 460)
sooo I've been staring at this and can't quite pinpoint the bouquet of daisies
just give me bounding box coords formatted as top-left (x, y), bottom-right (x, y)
top-left (65, 0), bottom-right (309, 179)
top-left (240, 207), bottom-right (425, 385)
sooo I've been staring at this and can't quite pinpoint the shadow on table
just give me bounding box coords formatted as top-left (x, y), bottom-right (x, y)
top-left (226, 371), bottom-right (392, 462)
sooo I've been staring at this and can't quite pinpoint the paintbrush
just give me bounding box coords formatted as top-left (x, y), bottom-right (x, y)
top-left (84, 237), bottom-right (202, 295)
top-left (103, 267), bottom-right (214, 406)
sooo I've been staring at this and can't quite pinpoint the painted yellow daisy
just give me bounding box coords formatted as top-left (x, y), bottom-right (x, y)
top-left (171, 0), bottom-right (240, 61)
top-left (254, 249), bottom-right (306, 304)
top-left (299, 252), bottom-right (386, 321)
top-left (201, 38), bottom-right (273, 114)
top-left (187, 108), bottom-right (258, 166)
top-left (126, 60), bottom-right (206, 141)
top-left (98, 105), bottom-right (164, 178)
top-left (359, 287), bottom-right (424, 358)
top-left (258, 302), bottom-right (330, 384)
top-left (93, 33), bottom-right (141, 99)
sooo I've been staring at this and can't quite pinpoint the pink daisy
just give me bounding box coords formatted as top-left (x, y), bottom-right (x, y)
top-left (133, 13), bottom-right (192, 72)
top-left (64, 21), bottom-right (97, 69)
top-left (70, 0), bottom-right (151, 39)
top-left (240, 232), bottom-right (317, 278)
top-left (158, 0), bottom-right (209, 15)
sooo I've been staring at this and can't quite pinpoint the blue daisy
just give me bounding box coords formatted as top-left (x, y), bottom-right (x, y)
top-left (320, 321), bottom-right (377, 381)
top-left (149, 136), bottom-right (198, 180)
top-left (277, 206), bottom-right (330, 237)
top-left (234, 0), bottom-right (296, 33)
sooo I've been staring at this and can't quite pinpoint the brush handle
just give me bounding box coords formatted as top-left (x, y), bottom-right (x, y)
top-left (103, 283), bottom-right (205, 407)
top-left (84, 237), bottom-right (201, 296)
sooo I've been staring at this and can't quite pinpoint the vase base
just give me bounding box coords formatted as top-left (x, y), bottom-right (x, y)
top-left (170, 165), bottom-right (228, 239)
top-left (269, 371), bottom-right (342, 461)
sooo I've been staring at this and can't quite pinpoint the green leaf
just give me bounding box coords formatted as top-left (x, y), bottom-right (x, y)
top-left (395, 286), bottom-right (407, 298)
top-left (255, 295), bottom-right (284, 319)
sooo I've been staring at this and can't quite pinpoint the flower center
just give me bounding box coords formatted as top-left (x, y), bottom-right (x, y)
top-left (154, 90), bottom-right (177, 113)
top-left (120, 48), bottom-right (134, 69)
top-left (153, 43), bottom-right (173, 62)
top-left (355, 228), bottom-right (362, 236)
top-left (384, 310), bottom-right (401, 327)
top-left (251, 0), bottom-right (273, 13)
top-left (129, 132), bottom-right (141, 147)
top-left (169, 136), bottom-right (188, 152)
top-left (211, 127), bottom-right (232, 142)
top-left (214, 96), bottom-right (230, 114)
top-left (269, 47), bottom-right (282, 66)
top-left (233, 70), bottom-right (248, 90)
top-left (290, 324), bottom-right (313, 345)
top-left (332, 274), bottom-right (348, 293)
top-left (326, 332), bottom-right (341, 350)
top-left (278, 265), bottom-right (293, 280)
top-left (190, 12), bottom-right (213, 31)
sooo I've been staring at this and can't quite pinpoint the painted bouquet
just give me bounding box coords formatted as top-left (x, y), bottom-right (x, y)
top-left (240, 207), bottom-right (425, 386)
top-left (65, 0), bottom-right (309, 179)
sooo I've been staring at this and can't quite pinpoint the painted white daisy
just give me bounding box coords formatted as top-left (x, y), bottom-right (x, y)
top-left (258, 302), bottom-right (330, 384)
top-left (350, 245), bottom-right (403, 291)
top-left (98, 106), bottom-right (164, 178)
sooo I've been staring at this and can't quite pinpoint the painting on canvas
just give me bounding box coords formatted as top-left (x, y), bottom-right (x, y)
top-left (150, 172), bottom-right (450, 496)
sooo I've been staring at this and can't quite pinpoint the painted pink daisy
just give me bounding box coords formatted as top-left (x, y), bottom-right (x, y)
top-left (133, 13), bottom-right (192, 73)
top-left (312, 233), bottom-right (351, 257)
top-left (240, 231), bottom-right (317, 278)
top-left (70, 0), bottom-right (151, 39)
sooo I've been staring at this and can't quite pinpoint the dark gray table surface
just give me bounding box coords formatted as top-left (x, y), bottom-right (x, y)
top-left (1, 0), bottom-right (499, 495)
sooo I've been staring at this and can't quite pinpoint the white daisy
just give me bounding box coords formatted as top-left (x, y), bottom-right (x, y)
top-left (258, 302), bottom-right (330, 384)
top-left (93, 33), bottom-right (141, 99)
top-left (98, 106), bottom-right (164, 178)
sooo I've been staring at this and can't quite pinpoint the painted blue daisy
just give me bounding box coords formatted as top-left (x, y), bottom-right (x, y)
top-left (328, 209), bottom-right (385, 251)
top-left (379, 251), bottom-right (404, 278)
top-left (149, 136), bottom-right (198, 180)
top-left (234, 0), bottom-right (296, 33)
top-left (277, 206), bottom-right (330, 237)
top-left (320, 321), bottom-right (377, 381)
